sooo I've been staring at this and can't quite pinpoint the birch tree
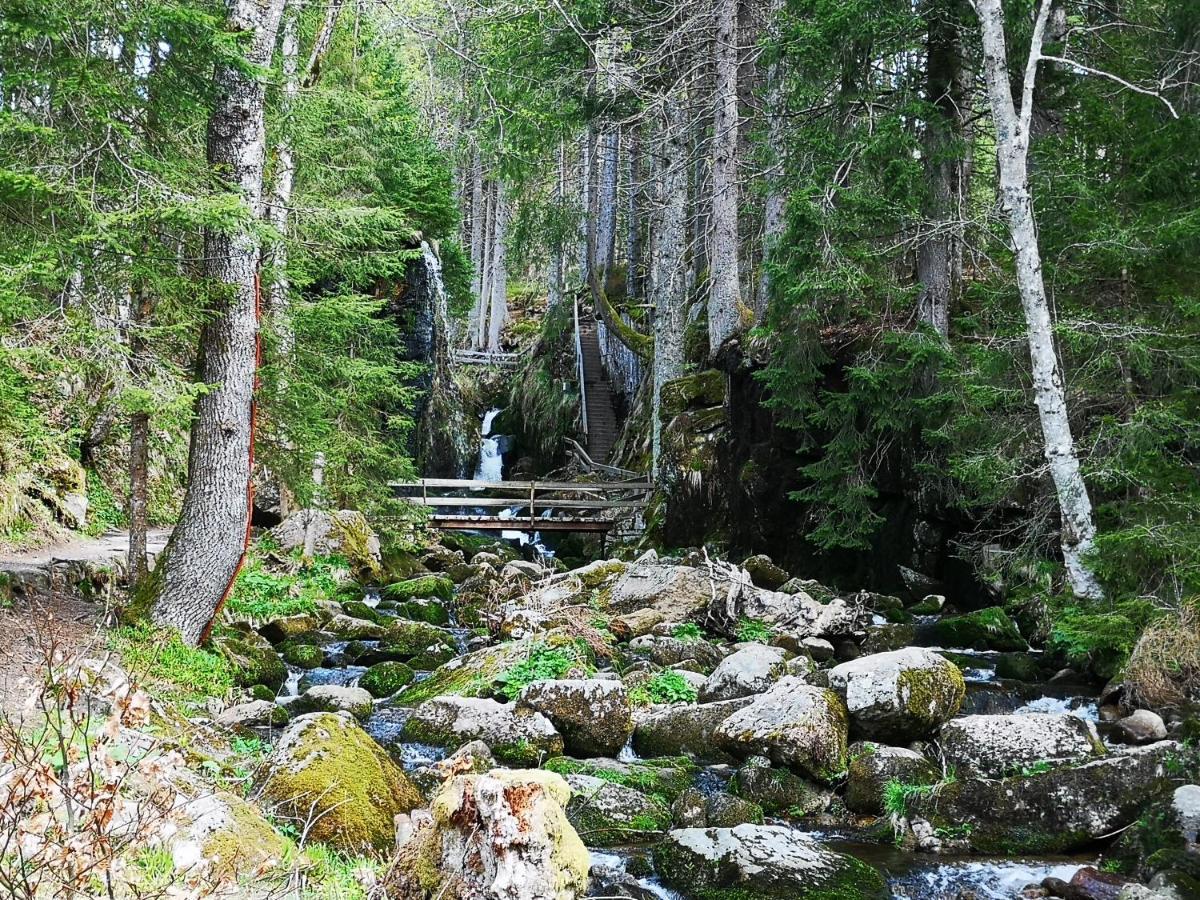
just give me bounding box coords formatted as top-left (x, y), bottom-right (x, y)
top-left (970, 0), bottom-right (1103, 599)
top-left (151, 0), bottom-right (288, 645)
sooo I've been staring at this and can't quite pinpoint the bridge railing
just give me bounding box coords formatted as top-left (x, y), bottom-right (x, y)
top-left (449, 348), bottom-right (521, 367)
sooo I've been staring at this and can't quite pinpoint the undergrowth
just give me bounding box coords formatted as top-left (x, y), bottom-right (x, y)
top-left (494, 640), bottom-right (594, 701)
top-left (224, 549), bottom-right (350, 621)
top-left (630, 671), bottom-right (698, 706)
top-left (108, 622), bottom-right (236, 703)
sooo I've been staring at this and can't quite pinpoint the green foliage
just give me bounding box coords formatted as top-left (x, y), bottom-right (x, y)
top-left (494, 640), bottom-right (593, 701)
top-left (671, 623), bottom-right (703, 642)
top-left (736, 618), bottom-right (773, 644)
top-left (296, 844), bottom-right (378, 900)
top-left (84, 476), bottom-right (126, 537)
top-left (629, 671), bottom-right (698, 707)
top-left (109, 623), bottom-right (235, 703)
top-left (225, 549), bottom-right (350, 621)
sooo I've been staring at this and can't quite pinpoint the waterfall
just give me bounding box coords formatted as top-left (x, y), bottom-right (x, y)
top-left (475, 408), bottom-right (503, 482)
top-left (420, 239), bottom-right (452, 343)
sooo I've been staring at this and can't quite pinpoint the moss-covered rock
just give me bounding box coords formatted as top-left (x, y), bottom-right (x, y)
top-left (733, 756), bottom-right (831, 817)
top-left (827, 648), bottom-right (965, 742)
top-left (403, 696), bottom-right (564, 766)
top-left (633, 698), bottom-right (752, 760)
top-left (394, 636), bottom-right (541, 705)
top-left (517, 679), bottom-right (633, 757)
top-left (281, 642), bottom-right (324, 669)
top-left (212, 626), bottom-right (287, 691)
top-left (742, 554), bottom-right (789, 591)
top-left (392, 598), bottom-right (451, 626)
top-left (654, 825), bottom-right (888, 900)
top-left (544, 756), bottom-right (695, 804)
top-left (995, 653), bottom-right (1046, 683)
top-left (292, 685), bottom-right (374, 721)
top-left (361, 619), bottom-right (456, 667)
top-left (323, 613), bottom-right (387, 640)
top-left (939, 713), bottom-right (1105, 779)
top-left (660, 370), bottom-right (726, 417)
top-left (341, 600), bottom-right (385, 625)
top-left (845, 742), bottom-right (940, 816)
top-left (563, 773), bottom-right (671, 845)
top-left (926, 607), bottom-right (1027, 652)
top-left (259, 712), bottom-right (421, 854)
top-left (173, 789), bottom-right (287, 879)
top-left (383, 575), bottom-right (453, 604)
top-left (359, 661), bottom-right (415, 698)
top-left (258, 614), bottom-right (323, 644)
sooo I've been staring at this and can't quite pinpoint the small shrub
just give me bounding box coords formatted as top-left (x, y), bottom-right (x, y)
top-left (630, 671), bottom-right (698, 706)
top-left (494, 641), bottom-right (592, 701)
top-left (672, 623), bottom-right (703, 642)
top-left (736, 618), bottom-right (773, 643)
top-left (1125, 604), bottom-right (1200, 710)
top-left (84, 477), bottom-right (126, 536)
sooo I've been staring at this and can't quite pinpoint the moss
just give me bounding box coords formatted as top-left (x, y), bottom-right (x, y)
top-left (359, 661), bottom-right (414, 698)
top-left (896, 663), bottom-right (966, 733)
top-left (394, 641), bottom-right (526, 704)
top-left (199, 792), bottom-right (287, 877)
top-left (392, 598), bottom-right (451, 626)
top-left (282, 643), bottom-right (324, 669)
top-left (341, 600), bottom-right (385, 624)
top-left (928, 607), bottom-right (1027, 652)
top-left (544, 756), bottom-right (694, 804)
top-left (994, 653), bottom-right (1044, 682)
top-left (383, 575), bottom-right (453, 604)
top-left (260, 713), bottom-right (421, 855)
top-left (329, 512), bottom-right (382, 581)
top-left (375, 619), bottom-right (454, 660)
top-left (660, 371), bottom-right (726, 418)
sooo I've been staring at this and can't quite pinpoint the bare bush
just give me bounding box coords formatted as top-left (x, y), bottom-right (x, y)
top-left (1125, 604), bottom-right (1200, 712)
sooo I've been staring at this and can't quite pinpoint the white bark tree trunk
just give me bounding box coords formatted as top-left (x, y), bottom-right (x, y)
top-left (266, 0), bottom-right (299, 356)
top-left (652, 98), bottom-right (688, 478)
top-left (474, 179), bottom-right (494, 350)
top-left (467, 149), bottom-right (485, 340)
top-left (708, 0), bottom-right (742, 355)
top-left (972, 0), bottom-right (1104, 600)
top-left (486, 184), bottom-right (508, 350)
top-left (152, 0), bottom-right (288, 645)
top-left (577, 131), bottom-right (592, 283)
top-left (548, 139), bottom-right (566, 309)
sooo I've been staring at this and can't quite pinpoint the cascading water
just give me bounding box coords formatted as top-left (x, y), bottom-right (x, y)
top-left (475, 408), bottom-right (504, 482)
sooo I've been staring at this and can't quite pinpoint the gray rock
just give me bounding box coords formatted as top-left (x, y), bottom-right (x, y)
top-left (1116, 709), bottom-right (1168, 744)
top-left (713, 676), bottom-right (850, 782)
top-left (633, 698), bottom-right (752, 758)
top-left (517, 679), bottom-right (633, 757)
top-left (827, 648), bottom-right (965, 741)
top-left (324, 613), bottom-right (387, 640)
top-left (733, 755), bottom-right (831, 817)
top-left (403, 696), bottom-right (563, 765)
top-left (293, 685), bottom-right (374, 721)
top-left (628, 635), bottom-right (724, 670)
top-left (845, 742), bottom-right (940, 815)
top-left (699, 644), bottom-right (788, 702)
top-left (742, 554), bottom-right (790, 590)
top-left (1172, 783), bottom-right (1200, 843)
top-left (215, 699), bottom-right (288, 728)
top-left (564, 773), bottom-right (670, 845)
top-left (269, 509), bottom-right (380, 569)
top-left (938, 713), bottom-right (1105, 778)
top-left (607, 564), bottom-right (721, 621)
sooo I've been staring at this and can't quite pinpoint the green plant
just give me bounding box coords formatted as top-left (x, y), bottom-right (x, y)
top-left (672, 623), bottom-right (703, 642)
top-left (84, 477), bottom-right (125, 536)
top-left (108, 623), bottom-right (235, 703)
top-left (494, 641), bottom-right (592, 701)
top-left (736, 618), bottom-right (773, 643)
top-left (225, 550), bottom-right (351, 621)
top-left (629, 671), bottom-right (698, 706)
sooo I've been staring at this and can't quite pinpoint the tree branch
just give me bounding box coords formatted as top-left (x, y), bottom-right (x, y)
top-left (1039, 54), bottom-right (1180, 118)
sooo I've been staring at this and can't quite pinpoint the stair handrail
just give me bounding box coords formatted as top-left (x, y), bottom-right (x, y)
top-left (574, 292), bottom-right (589, 438)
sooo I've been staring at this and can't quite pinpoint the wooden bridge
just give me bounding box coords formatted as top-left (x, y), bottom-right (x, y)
top-left (390, 477), bottom-right (652, 536)
top-left (449, 348), bottom-right (521, 368)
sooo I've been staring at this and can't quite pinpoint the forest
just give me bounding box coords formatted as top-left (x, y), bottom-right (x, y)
top-left (0, 0), bottom-right (1198, 898)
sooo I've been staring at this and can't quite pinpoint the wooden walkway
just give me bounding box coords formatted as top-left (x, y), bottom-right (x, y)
top-left (449, 348), bottom-right (521, 368)
top-left (390, 477), bottom-right (651, 535)
top-left (577, 309), bottom-right (619, 464)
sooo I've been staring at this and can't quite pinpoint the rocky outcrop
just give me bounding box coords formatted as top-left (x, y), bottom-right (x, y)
top-left (403, 696), bottom-right (564, 766)
top-left (654, 825), bottom-right (887, 899)
top-left (632, 697), bottom-right (752, 758)
top-left (827, 648), bottom-right (964, 741)
top-left (562, 773), bottom-right (670, 845)
top-left (713, 677), bottom-right (850, 782)
top-left (387, 769), bottom-right (589, 900)
top-left (699, 643), bottom-right (789, 702)
top-left (270, 509), bottom-right (381, 577)
top-left (517, 679), bottom-right (633, 758)
top-left (259, 712), bottom-right (421, 853)
top-left (938, 713), bottom-right (1105, 778)
top-left (605, 564), bottom-right (721, 622)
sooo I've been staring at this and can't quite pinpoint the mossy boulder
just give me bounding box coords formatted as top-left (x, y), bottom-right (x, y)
top-left (403, 696), bottom-right (564, 766)
top-left (714, 677), bottom-right (850, 782)
top-left (660, 370), bottom-right (726, 417)
top-left (173, 789), bottom-right (287, 879)
top-left (281, 642), bottom-right (324, 670)
top-left (258, 614), bottom-right (323, 644)
top-left (383, 575), bottom-right (454, 604)
top-left (213, 626), bottom-right (287, 691)
top-left (392, 598), bottom-right (451, 626)
top-left (323, 613), bottom-right (387, 640)
top-left (517, 679), bottom-right (633, 757)
top-left (543, 756), bottom-right (695, 804)
top-left (925, 607), bottom-right (1027, 652)
top-left (633, 698), bottom-right (753, 760)
top-left (673, 789), bottom-right (764, 829)
top-left (361, 619), bottom-right (456, 667)
top-left (394, 635), bottom-right (542, 705)
top-left (563, 773), bottom-right (671, 845)
top-left (732, 756), bottom-right (831, 817)
top-left (654, 825), bottom-right (888, 900)
top-left (359, 661), bottom-right (415, 698)
top-left (742, 554), bottom-right (790, 591)
top-left (1108, 784), bottom-right (1200, 879)
top-left (845, 742), bottom-right (940, 815)
top-left (341, 600), bottom-right (385, 625)
top-left (827, 648), bottom-right (965, 742)
top-left (939, 713), bottom-right (1106, 779)
top-left (292, 685), bottom-right (374, 721)
top-left (995, 653), bottom-right (1046, 683)
top-left (259, 712), bottom-right (420, 854)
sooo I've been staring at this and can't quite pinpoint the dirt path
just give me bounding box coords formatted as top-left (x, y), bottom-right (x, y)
top-left (0, 527), bottom-right (170, 575)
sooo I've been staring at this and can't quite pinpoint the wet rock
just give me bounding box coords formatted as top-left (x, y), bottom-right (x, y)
top-left (563, 773), bottom-right (671, 845)
top-left (908, 594), bottom-right (946, 615)
top-left (258, 613), bottom-right (323, 644)
top-left (703, 792), bottom-right (764, 828)
top-left (359, 661), bottom-right (415, 698)
top-left (939, 713), bottom-right (1106, 778)
top-left (213, 626), bottom-right (286, 691)
top-left (270, 509), bottom-right (381, 577)
top-left (1067, 867), bottom-right (1133, 900)
top-left (698, 643), bottom-right (789, 703)
top-left (924, 607), bottom-right (1027, 652)
top-left (292, 685), bottom-right (374, 721)
top-left (633, 697), bottom-right (752, 759)
top-left (995, 653), bottom-right (1045, 683)
top-left (861, 624), bottom-right (917, 654)
top-left (281, 642), bottom-right (324, 669)
top-left (362, 619), bottom-right (456, 666)
top-left (902, 742), bottom-right (1183, 854)
top-left (393, 635), bottom-right (542, 704)
top-left (713, 676), bottom-right (850, 782)
top-left (386, 769), bottom-right (589, 899)
top-left (259, 712), bottom-right (420, 853)
top-left (1117, 710), bottom-right (1169, 745)
top-left (382, 574), bottom-right (454, 604)
top-left (827, 648), bottom-right (965, 741)
top-left (323, 613), bottom-right (387, 640)
top-left (215, 699), bottom-right (288, 729)
top-left (517, 679), bottom-right (633, 758)
top-left (654, 824), bottom-right (888, 899)
top-left (628, 635), bottom-right (724, 671)
top-left (742, 554), bottom-right (790, 591)
top-left (390, 598), bottom-right (451, 626)
top-left (845, 742), bottom-right (940, 815)
top-left (340, 599), bottom-right (385, 624)
top-left (403, 696), bottom-right (564, 766)
top-left (732, 755), bottom-right (831, 817)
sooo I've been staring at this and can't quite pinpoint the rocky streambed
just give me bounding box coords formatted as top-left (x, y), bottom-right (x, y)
top-left (219, 541), bottom-right (1200, 900)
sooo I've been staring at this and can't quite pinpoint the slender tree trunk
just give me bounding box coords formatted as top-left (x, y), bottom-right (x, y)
top-left (475, 180), bottom-right (494, 349)
top-left (266, 0), bottom-right (299, 355)
top-left (916, 0), bottom-right (966, 337)
top-left (595, 129), bottom-right (619, 288)
top-left (468, 148), bottom-right (485, 338)
top-left (652, 97), bottom-right (688, 478)
top-left (626, 126), bottom-right (644, 301)
top-left (549, 139), bottom-right (566, 309)
top-left (577, 131), bottom-right (592, 283)
top-left (127, 278), bottom-right (153, 587)
top-left (709, 0), bottom-right (743, 355)
top-left (486, 184), bottom-right (508, 350)
top-left (151, 0), bottom-right (287, 645)
top-left (759, 0), bottom-right (786, 318)
top-left (972, 0), bottom-right (1103, 600)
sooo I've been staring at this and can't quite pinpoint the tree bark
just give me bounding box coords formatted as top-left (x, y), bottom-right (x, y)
top-left (474, 178), bottom-right (494, 349)
top-left (916, 0), bottom-right (967, 337)
top-left (151, 0), bottom-right (287, 645)
top-left (759, 0), bottom-right (786, 319)
top-left (577, 131), bottom-right (592, 283)
top-left (486, 184), bottom-right (508, 350)
top-left (468, 148), bottom-right (485, 334)
top-left (626, 126), bottom-right (644, 301)
top-left (595, 129), bottom-right (619, 288)
top-left (708, 0), bottom-right (743, 355)
top-left (127, 277), bottom-right (153, 588)
top-left (266, 0), bottom-right (299, 355)
top-left (548, 139), bottom-right (566, 310)
top-left (972, 0), bottom-right (1104, 600)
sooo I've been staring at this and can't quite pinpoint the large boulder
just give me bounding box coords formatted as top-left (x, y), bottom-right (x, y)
top-left (901, 743), bottom-right (1186, 854)
top-left (213, 626), bottom-right (287, 692)
top-left (215, 700), bottom-right (289, 729)
top-left (605, 564), bottom-right (722, 622)
top-left (923, 607), bottom-right (1026, 651)
top-left (359, 661), bottom-right (415, 698)
top-left (403, 696), bottom-right (564, 766)
top-left (562, 774), bottom-right (671, 845)
top-left (733, 756), bottom-right (831, 817)
top-left (844, 742), bottom-right (941, 815)
top-left (517, 679), bottom-right (633, 758)
top-left (544, 756), bottom-right (694, 804)
top-left (827, 648), bottom-right (965, 741)
top-left (633, 697), bottom-right (752, 759)
top-left (714, 677), bottom-right (850, 782)
top-left (360, 619), bottom-right (457, 667)
top-left (258, 712), bottom-right (420, 853)
top-left (387, 769), bottom-right (589, 899)
top-left (292, 685), bottom-right (374, 721)
top-left (654, 825), bottom-right (888, 899)
top-left (394, 635), bottom-right (545, 704)
top-left (939, 713), bottom-right (1105, 778)
top-left (627, 635), bottom-right (724, 671)
top-left (270, 509), bottom-right (381, 577)
top-left (741, 555), bottom-right (790, 591)
top-left (699, 644), bottom-right (789, 703)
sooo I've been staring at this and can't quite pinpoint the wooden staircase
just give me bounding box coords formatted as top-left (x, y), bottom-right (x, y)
top-left (577, 311), bottom-right (619, 465)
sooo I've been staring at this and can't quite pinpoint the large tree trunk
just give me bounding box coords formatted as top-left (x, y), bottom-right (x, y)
top-left (759, 0), bottom-right (786, 318)
top-left (916, 0), bottom-right (967, 337)
top-left (595, 130), bottom-right (619, 288)
top-left (577, 131), bottom-right (592, 283)
top-left (708, 0), bottom-right (743, 356)
top-left (151, 0), bottom-right (287, 645)
top-left (486, 184), bottom-right (508, 350)
top-left (265, 0), bottom-right (299, 353)
top-left (652, 98), bottom-right (688, 478)
top-left (474, 179), bottom-right (494, 349)
top-left (972, 0), bottom-right (1103, 600)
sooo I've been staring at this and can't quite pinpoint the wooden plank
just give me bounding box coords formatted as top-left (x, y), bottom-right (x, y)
top-left (430, 515), bottom-right (613, 533)
top-left (391, 478), bottom-right (652, 493)
top-left (405, 497), bottom-right (646, 510)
